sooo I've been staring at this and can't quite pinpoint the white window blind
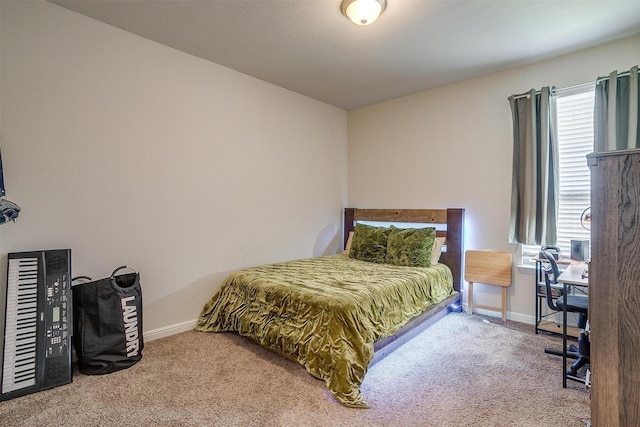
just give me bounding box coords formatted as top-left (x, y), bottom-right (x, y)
top-left (521, 85), bottom-right (594, 262)
top-left (555, 87), bottom-right (593, 255)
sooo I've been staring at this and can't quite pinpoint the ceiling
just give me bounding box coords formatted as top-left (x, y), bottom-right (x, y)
top-left (50, 0), bottom-right (640, 110)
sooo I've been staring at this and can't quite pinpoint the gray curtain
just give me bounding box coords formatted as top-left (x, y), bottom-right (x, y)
top-left (594, 65), bottom-right (639, 152)
top-left (508, 87), bottom-right (559, 246)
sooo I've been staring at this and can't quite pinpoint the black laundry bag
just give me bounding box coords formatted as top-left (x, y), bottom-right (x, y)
top-left (72, 266), bottom-right (143, 375)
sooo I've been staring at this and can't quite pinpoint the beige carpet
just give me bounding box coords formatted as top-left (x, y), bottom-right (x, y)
top-left (0, 313), bottom-right (589, 427)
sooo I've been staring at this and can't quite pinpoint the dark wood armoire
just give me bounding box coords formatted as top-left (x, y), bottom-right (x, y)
top-left (587, 148), bottom-right (640, 427)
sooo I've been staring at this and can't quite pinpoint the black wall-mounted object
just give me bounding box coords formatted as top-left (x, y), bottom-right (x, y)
top-left (0, 144), bottom-right (6, 197)
top-left (0, 144), bottom-right (22, 224)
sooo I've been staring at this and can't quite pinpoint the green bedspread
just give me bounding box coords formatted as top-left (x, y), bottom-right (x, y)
top-left (195, 254), bottom-right (455, 408)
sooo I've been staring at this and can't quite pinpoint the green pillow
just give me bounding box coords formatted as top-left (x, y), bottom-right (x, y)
top-left (386, 227), bottom-right (436, 267)
top-left (349, 223), bottom-right (393, 263)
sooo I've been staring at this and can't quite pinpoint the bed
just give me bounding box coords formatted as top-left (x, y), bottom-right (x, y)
top-left (195, 208), bottom-right (464, 408)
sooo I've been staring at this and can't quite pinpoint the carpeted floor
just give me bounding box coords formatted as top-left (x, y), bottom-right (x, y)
top-left (0, 313), bottom-right (590, 426)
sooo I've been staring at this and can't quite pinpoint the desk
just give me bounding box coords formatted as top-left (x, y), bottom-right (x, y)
top-left (557, 263), bottom-right (588, 387)
top-left (534, 258), bottom-right (583, 337)
top-left (557, 264), bottom-right (589, 286)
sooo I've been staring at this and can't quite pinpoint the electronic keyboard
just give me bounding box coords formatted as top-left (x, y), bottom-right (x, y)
top-left (1, 249), bottom-right (72, 401)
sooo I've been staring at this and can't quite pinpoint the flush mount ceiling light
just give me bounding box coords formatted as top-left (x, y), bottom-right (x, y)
top-left (341, 0), bottom-right (387, 26)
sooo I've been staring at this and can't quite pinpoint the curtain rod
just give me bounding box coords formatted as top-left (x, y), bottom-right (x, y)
top-left (511, 81), bottom-right (594, 100)
top-left (596, 68), bottom-right (634, 85)
top-left (511, 66), bottom-right (637, 100)
top-left (510, 90), bottom-right (545, 101)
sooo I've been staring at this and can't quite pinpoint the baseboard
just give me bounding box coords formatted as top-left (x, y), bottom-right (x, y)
top-left (462, 304), bottom-right (535, 325)
top-left (142, 310), bottom-right (535, 343)
top-left (507, 311), bottom-right (534, 325)
top-left (144, 319), bottom-right (198, 342)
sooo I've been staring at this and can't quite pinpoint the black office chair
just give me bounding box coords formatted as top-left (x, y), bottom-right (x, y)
top-left (540, 250), bottom-right (589, 377)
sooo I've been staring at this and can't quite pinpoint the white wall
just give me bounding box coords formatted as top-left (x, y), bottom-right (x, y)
top-left (1, 1), bottom-right (638, 336)
top-left (348, 33), bottom-right (640, 323)
top-left (0, 1), bottom-right (348, 335)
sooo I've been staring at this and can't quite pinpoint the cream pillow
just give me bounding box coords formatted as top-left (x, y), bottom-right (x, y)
top-left (343, 231), bottom-right (354, 256)
top-left (431, 237), bottom-right (446, 265)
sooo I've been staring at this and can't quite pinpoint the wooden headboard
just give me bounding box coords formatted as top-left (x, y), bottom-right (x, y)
top-left (343, 208), bottom-right (465, 293)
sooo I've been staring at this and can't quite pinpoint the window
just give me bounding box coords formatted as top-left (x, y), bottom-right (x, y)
top-left (555, 86), bottom-right (593, 255)
top-left (522, 84), bottom-right (594, 262)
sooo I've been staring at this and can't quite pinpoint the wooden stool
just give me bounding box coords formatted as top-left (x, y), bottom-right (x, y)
top-left (465, 250), bottom-right (512, 321)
